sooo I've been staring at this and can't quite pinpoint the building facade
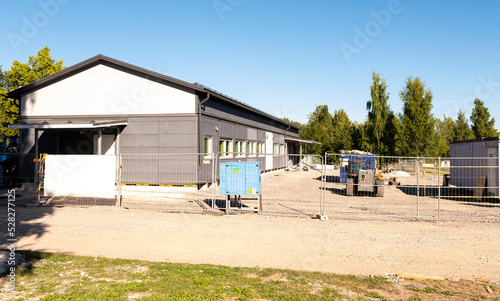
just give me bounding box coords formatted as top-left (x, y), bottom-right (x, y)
top-left (8, 55), bottom-right (302, 185)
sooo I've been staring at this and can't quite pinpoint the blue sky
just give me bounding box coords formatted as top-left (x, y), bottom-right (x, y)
top-left (1, 0), bottom-right (499, 125)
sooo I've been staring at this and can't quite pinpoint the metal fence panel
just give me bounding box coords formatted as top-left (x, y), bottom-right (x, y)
top-left (26, 150), bottom-right (500, 220)
top-left (324, 153), bottom-right (500, 221)
top-left (215, 153), bottom-right (324, 217)
top-left (120, 153), bottom-right (214, 212)
top-left (0, 153), bottom-right (37, 188)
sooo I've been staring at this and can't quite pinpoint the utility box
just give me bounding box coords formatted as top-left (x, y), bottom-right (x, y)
top-left (340, 153), bottom-right (376, 183)
top-left (219, 162), bottom-right (261, 196)
top-left (358, 169), bottom-right (375, 192)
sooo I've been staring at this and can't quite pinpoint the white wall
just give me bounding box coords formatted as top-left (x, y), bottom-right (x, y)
top-left (21, 64), bottom-right (195, 117)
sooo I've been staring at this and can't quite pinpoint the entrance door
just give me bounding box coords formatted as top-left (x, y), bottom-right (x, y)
top-left (265, 132), bottom-right (273, 170)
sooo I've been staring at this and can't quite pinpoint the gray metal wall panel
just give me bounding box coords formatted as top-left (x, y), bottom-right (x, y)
top-left (234, 125), bottom-right (247, 140)
top-left (202, 97), bottom-right (299, 138)
top-left (275, 134), bottom-right (285, 144)
top-left (122, 121), bottom-right (159, 135)
top-left (257, 130), bottom-right (266, 142)
top-left (158, 147), bottom-right (197, 153)
top-left (219, 121), bottom-right (234, 139)
top-left (159, 120), bottom-right (197, 134)
top-left (247, 128), bottom-right (257, 141)
top-left (121, 147), bottom-right (159, 154)
top-left (121, 134), bottom-right (158, 148)
top-left (159, 134), bottom-right (196, 147)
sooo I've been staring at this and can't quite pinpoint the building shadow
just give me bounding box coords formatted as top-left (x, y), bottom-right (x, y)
top-left (0, 191), bottom-right (54, 251)
top-left (203, 197), bottom-right (252, 210)
top-left (397, 185), bottom-right (500, 205)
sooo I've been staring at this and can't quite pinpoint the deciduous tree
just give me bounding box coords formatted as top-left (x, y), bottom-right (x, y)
top-left (301, 105), bottom-right (334, 155)
top-left (399, 77), bottom-right (435, 156)
top-left (331, 109), bottom-right (353, 153)
top-left (0, 47), bottom-right (65, 136)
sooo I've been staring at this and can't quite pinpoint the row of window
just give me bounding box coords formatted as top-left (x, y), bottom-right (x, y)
top-left (204, 137), bottom-right (285, 158)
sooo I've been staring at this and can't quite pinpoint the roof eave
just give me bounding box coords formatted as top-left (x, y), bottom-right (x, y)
top-left (7, 54), bottom-right (204, 99)
top-left (202, 90), bottom-right (301, 131)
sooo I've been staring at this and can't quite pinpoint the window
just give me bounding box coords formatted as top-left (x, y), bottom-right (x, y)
top-left (235, 140), bottom-right (245, 157)
top-left (280, 144), bottom-right (285, 155)
top-left (219, 139), bottom-right (232, 158)
top-left (257, 143), bottom-right (265, 156)
top-left (273, 144), bottom-right (279, 154)
top-left (204, 137), bottom-right (213, 158)
top-left (247, 141), bottom-right (256, 157)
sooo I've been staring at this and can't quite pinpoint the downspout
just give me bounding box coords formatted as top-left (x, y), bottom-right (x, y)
top-left (284, 124), bottom-right (291, 164)
top-left (197, 93), bottom-right (210, 185)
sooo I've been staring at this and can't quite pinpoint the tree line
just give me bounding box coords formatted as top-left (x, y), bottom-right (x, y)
top-left (0, 47), bottom-right (65, 137)
top-left (1, 49), bottom-right (497, 158)
top-left (291, 71), bottom-right (498, 157)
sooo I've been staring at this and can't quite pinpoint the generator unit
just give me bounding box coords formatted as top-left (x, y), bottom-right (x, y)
top-left (343, 156), bottom-right (384, 197)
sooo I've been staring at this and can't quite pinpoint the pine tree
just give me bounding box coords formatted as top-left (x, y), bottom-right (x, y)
top-left (365, 71), bottom-right (391, 155)
top-left (470, 98), bottom-right (498, 138)
top-left (454, 109), bottom-right (474, 141)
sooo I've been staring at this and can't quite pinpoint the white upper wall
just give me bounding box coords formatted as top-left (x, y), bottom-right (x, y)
top-left (21, 64), bottom-right (195, 117)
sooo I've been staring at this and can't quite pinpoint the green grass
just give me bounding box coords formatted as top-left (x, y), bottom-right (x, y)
top-left (0, 250), bottom-right (498, 301)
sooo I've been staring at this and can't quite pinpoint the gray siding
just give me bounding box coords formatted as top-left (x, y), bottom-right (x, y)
top-left (200, 95), bottom-right (299, 138)
top-left (120, 116), bottom-right (197, 154)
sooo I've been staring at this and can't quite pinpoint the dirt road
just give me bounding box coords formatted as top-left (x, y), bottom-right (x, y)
top-left (1, 206), bottom-right (499, 282)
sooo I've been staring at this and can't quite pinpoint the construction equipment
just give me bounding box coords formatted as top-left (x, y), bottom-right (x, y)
top-left (340, 152), bottom-right (384, 197)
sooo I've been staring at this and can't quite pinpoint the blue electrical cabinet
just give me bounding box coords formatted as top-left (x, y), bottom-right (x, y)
top-left (220, 162), bottom-right (261, 195)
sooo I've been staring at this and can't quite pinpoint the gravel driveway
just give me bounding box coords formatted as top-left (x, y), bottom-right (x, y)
top-left (1, 205), bottom-right (499, 282)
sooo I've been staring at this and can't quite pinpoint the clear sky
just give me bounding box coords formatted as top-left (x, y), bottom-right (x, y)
top-left (1, 0), bottom-right (499, 125)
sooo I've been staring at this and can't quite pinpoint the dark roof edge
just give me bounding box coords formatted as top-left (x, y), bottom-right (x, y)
top-left (7, 54), bottom-right (300, 131)
top-left (7, 54), bottom-right (203, 99)
top-left (450, 137), bottom-right (500, 144)
top-left (201, 89), bottom-right (301, 131)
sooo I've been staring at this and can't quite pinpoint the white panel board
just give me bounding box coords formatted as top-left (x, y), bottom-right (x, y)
top-left (21, 64), bottom-right (195, 117)
top-left (44, 155), bottom-right (116, 198)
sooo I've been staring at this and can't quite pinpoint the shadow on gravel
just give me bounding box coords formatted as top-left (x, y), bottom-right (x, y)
top-left (0, 189), bottom-right (55, 247)
top-left (397, 185), bottom-right (500, 205)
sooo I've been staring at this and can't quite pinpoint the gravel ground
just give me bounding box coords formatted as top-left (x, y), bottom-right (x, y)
top-left (1, 169), bottom-right (499, 283)
top-left (0, 205), bottom-right (499, 282)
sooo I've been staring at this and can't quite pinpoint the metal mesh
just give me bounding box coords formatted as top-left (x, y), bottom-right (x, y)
top-left (22, 151), bottom-right (500, 221)
top-left (324, 154), bottom-right (500, 221)
top-left (119, 153), bottom-right (214, 212)
top-left (214, 153), bottom-right (325, 217)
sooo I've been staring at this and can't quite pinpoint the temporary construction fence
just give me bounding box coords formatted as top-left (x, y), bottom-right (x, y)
top-left (34, 153), bottom-right (325, 217)
top-left (11, 152), bottom-right (500, 221)
top-left (324, 153), bottom-right (500, 221)
top-left (0, 153), bottom-right (38, 188)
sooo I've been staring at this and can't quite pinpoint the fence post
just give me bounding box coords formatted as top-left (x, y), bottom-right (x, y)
top-left (438, 156), bottom-right (441, 223)
top-left (37, 153), bottom-right (43, 204)
top-left (117, 154), bottom-right (123, 207)
top-left (417, 156), bottom-right (420, 221)
top-left (322, 155), bottom-right (326, 218)
top-left (211, 152), bottom-right (216, 211)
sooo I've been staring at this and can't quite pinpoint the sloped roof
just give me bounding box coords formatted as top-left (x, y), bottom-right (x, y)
top-left (7, 54), bottom-right (300, 130)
